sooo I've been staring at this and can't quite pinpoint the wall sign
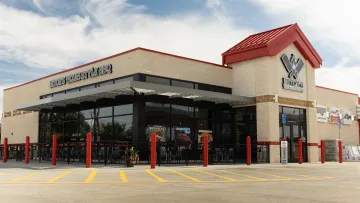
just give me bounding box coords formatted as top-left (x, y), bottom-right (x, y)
top-left (329, 107), bottom-right (340, 124)
top-left (342, 110), bottom-right (353, 125)
top-left (316, 105), bottom-right (328, 123)
top-left (280, 54), bottom-right (304, 92)
top-left (49, 64), bottom-right (113, 88)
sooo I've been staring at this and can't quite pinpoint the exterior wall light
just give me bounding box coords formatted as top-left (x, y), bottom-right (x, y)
top-left (274, 94), bottom-right (278, 103)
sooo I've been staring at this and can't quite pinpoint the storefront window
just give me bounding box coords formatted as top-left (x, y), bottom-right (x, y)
top-left (80, 109), bottom-right (95, 119)
top-left (65, 111), bottom-right (78, 121)
top-left (172, 104), bottom-right (194, 117)
top-left (52, 111), bottom-right (64, 123)
top-left (98, 80), bottom-right (114, 87)
top-left (64, 121), bottom-right (78, 142)
top-left (96, 107), bottom-right (112, 118)
top-left (172, 80), bottom-right (194, 89)
top-left (51, 123), bottom-right (64, 143)
top-left (114, 115), bottom-right (133, 141)
top-left (96, 117), bottom-right (113, 141)
top-left (114, 104), bottom-right (133, 115)
top-left (146, 76), bottom-right (170, 85)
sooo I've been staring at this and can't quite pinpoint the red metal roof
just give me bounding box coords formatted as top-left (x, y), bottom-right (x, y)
top-left (222, 23), bottom-right (323, 68)
top-left (4, 47), bottom-right (230, 91)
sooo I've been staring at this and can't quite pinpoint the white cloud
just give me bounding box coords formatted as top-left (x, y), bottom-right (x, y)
top-left (251, 0), bottom-right (360, 95)
top-left (0, 0), bottom-right (255, 71)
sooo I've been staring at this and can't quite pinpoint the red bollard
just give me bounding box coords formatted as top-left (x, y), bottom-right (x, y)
top-left (298, 138), bottom-right (303, 164)
top-left (25, 136), bottom-right (30, 164)
top-left (321, 140), bottom-right (325, 164)
top-left (86, 132), bottom-right (92, 168)
top-left (338, 140), bottom-right (342, 164)
top-left (246, 136), bottom-right (251, 165)
top-left (52, 134), bottom-right (57, 166)
top-left (203, 135), bottom-right (208, 167)
top-left (3, 138), bottom-right (8, 163)
top-left (282, 137), bottom-right (286, 141)
top-left (150, 132), bottom-right (156, 169)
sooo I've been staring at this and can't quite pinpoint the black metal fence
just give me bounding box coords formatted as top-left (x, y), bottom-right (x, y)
top-left (0, 142), bottom-right (270, 165)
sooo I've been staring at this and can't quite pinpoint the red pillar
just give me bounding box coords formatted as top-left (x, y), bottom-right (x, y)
top-left (3, 138), bottom-right (8, 163)
top-left (52, 134), bottom-right (57, 166)
top-left (321, 140), bottom-right (325, 164)
top-left (203, 135), bottom-right (208, 167)
top-left (150, 132), bottom-right (156, 169)
top-left (338, 140), bottom-right (342, 164)
top-left (298, 138), bottom-right (303, 164)
top-left (25, 136), bottom-right (30, 164)
top-left (246, 136), bottom-right (251, 165)
top-left (86, 132), bottom-right (92, 168)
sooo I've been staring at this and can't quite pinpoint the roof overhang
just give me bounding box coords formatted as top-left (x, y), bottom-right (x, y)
top-left (15, 80), bottom-right (255, 111)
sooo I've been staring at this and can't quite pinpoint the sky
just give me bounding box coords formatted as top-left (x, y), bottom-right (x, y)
top-left (1, 0), bottom-right (360, 116)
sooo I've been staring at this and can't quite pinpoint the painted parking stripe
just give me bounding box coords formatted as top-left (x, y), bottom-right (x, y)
top-left (144, 170), bottom-right (166, 182)
top-left (46, 171), bottom-right (70, 183)
top-left (168, 169), bottom-right (201, 182)
top-left (190, 168), bottom-right (236, 181)
top-left (84, 169), bottom-right (97, 183)
top-left (254, 172), bottom-right (292, 180)
top-left (219, 170), bottom-right (266, 181)
top-left (119, 171), bottom-right (128, 183)
top-left (9, 172), bottom-right (39, 183)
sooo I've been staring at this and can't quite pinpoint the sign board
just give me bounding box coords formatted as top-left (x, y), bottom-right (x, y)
top-left (50, 64), bottom-right (113, 88)
top-left (281, 114), bottom-right (287, 124)
top-left (337, 118), bottom-right (341, 129)
top-left (329, 107), bottom-right (340, 123)
top-left (280, 141), bottom-right (288, 164)
top-left (342, 110), bottom-right (353, 125)
top-left (280, 54), bottom-right (304, 92)
top-left (316, 105), bottom-right (328, 123)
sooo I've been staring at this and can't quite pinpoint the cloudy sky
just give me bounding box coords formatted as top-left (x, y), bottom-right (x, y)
top-left (1, 0), bottom-right (360, 115)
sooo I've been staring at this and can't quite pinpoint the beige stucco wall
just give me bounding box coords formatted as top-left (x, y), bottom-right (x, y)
top-left (1, 49), bottom-right (232, 144)
top-left (316, 87), bottom-right (359, 146)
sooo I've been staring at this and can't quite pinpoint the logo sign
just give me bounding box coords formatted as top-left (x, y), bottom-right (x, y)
top-left (342, 110), bottom-right (353, 125)
top-left (280, 54), bottom-right (304, 92)
top-left (280, 141), bottom-right (288, 164)
top-left (316, 105), bottom-right (328, 123)
top-left (50, 64), bottom-right (113, 88)
top-left (281, 114), bottom-right (287, 124)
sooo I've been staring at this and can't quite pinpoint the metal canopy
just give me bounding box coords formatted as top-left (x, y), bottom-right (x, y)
top-left (15, 80), bottom-right (255, 111)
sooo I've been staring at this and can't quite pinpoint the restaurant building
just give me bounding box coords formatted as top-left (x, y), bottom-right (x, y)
top-left (1, 23), bottom-right (359, 164)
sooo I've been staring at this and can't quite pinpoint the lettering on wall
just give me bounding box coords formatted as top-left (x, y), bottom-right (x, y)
top-left (280, 54), bottom-right (304, 92)
top-left (49, 64), bottom-right (113, 88)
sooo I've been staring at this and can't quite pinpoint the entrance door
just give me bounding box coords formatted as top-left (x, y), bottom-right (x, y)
top-left (283, 123), bottom-right (302, 162)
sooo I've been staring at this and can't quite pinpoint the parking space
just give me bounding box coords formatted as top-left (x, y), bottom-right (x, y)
top-left (0, 165), bottom-right (334, 185)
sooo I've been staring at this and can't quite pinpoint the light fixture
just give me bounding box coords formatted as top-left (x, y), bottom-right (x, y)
top-left (183, 95), bottom-right (201, 99)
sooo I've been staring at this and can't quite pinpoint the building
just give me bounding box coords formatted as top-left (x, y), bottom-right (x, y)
top-left (1, 23), bottom-right (359, 164)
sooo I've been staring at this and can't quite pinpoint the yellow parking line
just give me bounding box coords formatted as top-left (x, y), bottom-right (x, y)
top-left (9, 172), bottom-right (39, 183)
top-left (219, 170), bottom-right (266, 181)
top-left (168, 169), bottom-right (201, 182)
top-left (190, 168), bottom-right (236, 181)
top-left (84, 169), bottom-right (97, 183)
top-left (254, 172), bottom-right (292, 180)
top-left (46, 171), bottom-right (70, 183)
top-left (144, 170), bottom-right (166, 182)
top-left (119, 171), bottom-right (128, 183)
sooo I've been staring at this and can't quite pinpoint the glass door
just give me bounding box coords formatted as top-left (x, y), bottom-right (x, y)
top-left (283, 124), bottom-right (302, 162)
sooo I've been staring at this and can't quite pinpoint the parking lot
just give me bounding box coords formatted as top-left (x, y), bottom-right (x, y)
top-left (0, 162), bottom-right (359, 203)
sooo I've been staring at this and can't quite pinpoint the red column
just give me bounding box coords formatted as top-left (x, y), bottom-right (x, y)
top-left (298, 138), bottom-right (303, 164)
top-left (203, 135), bottom-right (208, 167)
top-left (25, 136), bottom-right (30, 164)
top-left (246, 136), bottom-right (251, 165)
top-left (338, 140), bottom-right (342, 164)
top-left (150, 132), bottom-right (156, 169)
top-left (86, 132), bottom-right (92, 168)
top-left (3, 138), bottom-right (8, 163)
top-left (52, 134), bottom-right (57, 166)
top-left (321, 140), bottom-right (325, 164)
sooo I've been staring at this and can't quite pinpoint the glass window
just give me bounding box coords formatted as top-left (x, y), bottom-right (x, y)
top-left (195, 108), bottom-right (209, 119)
top-left (98, 80), bottom-right (114, 87)
top-left (64, 121), bottom-right (78, 142)
top-left (115, 77), bottom-right (133, 84)
top-left (80, 109), bottom-right (94, 119)
top-left (114, 104), bottom-right (133, 115)
top-left (114, 115), bottom-right (133, 141)
top-left (80, 84), bottom-right (95, 91)
top-left (171, 104), bottom-right (194, 117)
top-left (51, 123), bottom-right (64, 143)
top-left (96, 107), bottom-right (112, 118)
top-left (283, 107), bottom-right (300, 116)
top-left (215, 86), bottom-right (231, 94)
top-left (96, 117), bottom-right (113, 141)
top-left (222, 110), bottom-right (232, 121)
top-left (195, 84), bottom-right (215, 92)
top-left (40, 112), bottom-right (49, 124)
top-left (222, 123), bottom-right (232, 144)
top-left (146, 102), bottom-right (170, 115)
top-left (172, 80), bottom-right (194, 89)
top-left (66, 88), bottom-right (79, 94)
top-left (65, 111), bottom-right (78, 121)
top-left (146, 76), bottom-right (170, 85)
top-left (52, 111), bottom-right (64, 122)
top-left (236, 108), bottom-right (246, 122)
top-left (79, 119), bottom-right (94, 142)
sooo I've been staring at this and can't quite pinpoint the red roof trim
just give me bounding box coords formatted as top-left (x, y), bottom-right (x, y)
top-left (4, 47), bottom-right (230, 91)
top-left (316, 86), bottom-right (358, 96)
top-left (222, 23), bottom-right (323, 68)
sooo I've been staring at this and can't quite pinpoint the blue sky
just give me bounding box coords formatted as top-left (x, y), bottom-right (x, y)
top-left (1, 0), bottom-right (360, 114)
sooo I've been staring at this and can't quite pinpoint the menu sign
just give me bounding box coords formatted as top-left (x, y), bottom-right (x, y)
top-left (342, 110), bottom-right (353, 125)
top-left (175, 127), bottom-right (192, 147)
top-left (198, 130), bottom-right (213, 144)
top-left (316, 105), bottom-right (328, 123)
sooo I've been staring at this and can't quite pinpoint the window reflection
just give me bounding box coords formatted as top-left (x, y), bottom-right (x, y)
top-left (114, 115), bottom-right (133, 141)
top-left (79, 119), bottom-right (94, 142)
top-left (64, 122), bottom-right (78, 142)
top-left (96, 107), bottom-right (112, 118)
top-left (114, 104), bottom-right (133, 115)
top-left (96, 117), bottom-right (113, 141)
